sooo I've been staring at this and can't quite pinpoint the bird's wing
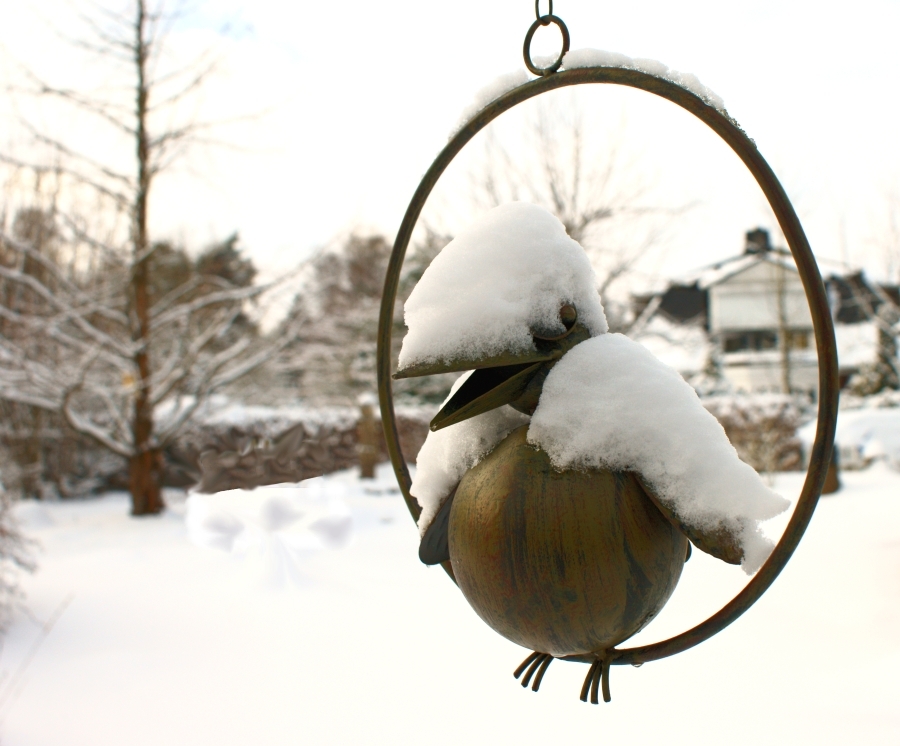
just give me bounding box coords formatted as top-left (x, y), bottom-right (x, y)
top-left (528, 334), bottom-right (789, 575)
top-left (636, 475), bottom-right (743, 565)
top-left (418, 488), bottom-right (455, 565)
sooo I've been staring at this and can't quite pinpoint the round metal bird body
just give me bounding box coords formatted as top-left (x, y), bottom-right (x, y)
top-left (450, 425), bottom-right (688, 657)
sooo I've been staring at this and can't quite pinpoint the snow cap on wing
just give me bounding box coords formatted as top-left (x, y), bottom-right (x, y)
top-left (528, 333), bottom-right (791, 574)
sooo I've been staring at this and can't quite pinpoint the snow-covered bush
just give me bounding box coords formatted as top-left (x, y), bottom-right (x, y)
top-left (801, 392), bottom-right (900, 471)
top-left (0, 403), bottom-right (433, 498)
top-left (847, 362), bottom-right (900, 397)
top-left (0, 414), bottom-right (126, 500)
top-left (702, 394), bottom-right (808, 473)
top-left (170, 404), bottom-right (431, 491)
top-left (839, 388), bottom-right (900, 412)
top-left (0, 480), bottom-right (36, 631)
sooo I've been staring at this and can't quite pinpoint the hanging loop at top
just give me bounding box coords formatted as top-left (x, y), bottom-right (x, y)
top-left (535, 0), bottom-right (553, 21)
top-left (523, 11), bottom-right (570, 76)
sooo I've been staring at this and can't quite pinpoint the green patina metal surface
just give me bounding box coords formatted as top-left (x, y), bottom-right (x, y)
top-left (450, 426), bottom-right (688, 657)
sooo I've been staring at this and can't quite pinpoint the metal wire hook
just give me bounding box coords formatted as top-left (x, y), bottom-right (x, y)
top-left (535, 0), bottom-right (553, 22)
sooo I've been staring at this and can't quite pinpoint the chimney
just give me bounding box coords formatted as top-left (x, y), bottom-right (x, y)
top-left (744, 228), bottom-right (771, 254)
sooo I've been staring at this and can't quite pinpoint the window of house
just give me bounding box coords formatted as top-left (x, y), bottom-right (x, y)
top-left (722, 329), bottom-right (811, 352)
top-left (722, 330), bottom-right (778, 352)
top-left (788, 330), bottom-right (810, 349)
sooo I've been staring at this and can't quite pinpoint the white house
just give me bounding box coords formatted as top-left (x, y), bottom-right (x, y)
top-left (632, 229), bottom-right (899, 394)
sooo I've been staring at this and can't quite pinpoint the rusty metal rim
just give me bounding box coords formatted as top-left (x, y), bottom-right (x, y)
top-left (376, 66), bottom-right (839, 667)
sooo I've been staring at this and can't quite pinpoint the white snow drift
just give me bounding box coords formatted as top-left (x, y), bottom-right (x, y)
top-left (186, 483), bottom-right (353, 581)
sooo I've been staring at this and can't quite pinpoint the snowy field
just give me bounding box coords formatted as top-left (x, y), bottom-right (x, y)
top-left (3, 463), bottom-right (899, 745)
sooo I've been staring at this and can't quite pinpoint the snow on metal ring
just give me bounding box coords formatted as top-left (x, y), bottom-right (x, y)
top-left (376, 65), bottom-right (839, 667)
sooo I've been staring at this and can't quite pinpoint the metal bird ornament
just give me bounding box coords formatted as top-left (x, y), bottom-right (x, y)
top-left (394, 202), bottom-right (789, 703)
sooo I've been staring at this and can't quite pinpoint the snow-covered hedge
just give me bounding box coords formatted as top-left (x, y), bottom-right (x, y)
top-left (0, 405), bottom-right (126, 499)
top-left (169, 405), bottom-right (432, 489)
top-left (799, 396), bottom-right (900, 471)
top-left (701, 394), bottom-right (807, 473)
top-left (2, 403), bottom-right (433, 497)
top-left (2, 391), bottom-right (828, 501)
top-left (0, 486), bottom-right (36, 631)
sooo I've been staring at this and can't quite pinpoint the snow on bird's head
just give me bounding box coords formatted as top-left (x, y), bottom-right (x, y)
top-left (397, 202), bottom-right (608, 371)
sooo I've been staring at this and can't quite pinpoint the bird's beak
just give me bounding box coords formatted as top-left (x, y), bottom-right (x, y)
top-left (394, 305), bottom-right (589, 431)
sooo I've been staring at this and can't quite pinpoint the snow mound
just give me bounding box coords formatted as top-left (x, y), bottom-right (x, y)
top-left (799, 407), bottom-right (900, 471)
top-left (562, 48), bottom-right (727, 113)
top-left (12, 498), bottom-right (54, 530)
top-left (186, 484), bottom-right (353, 582)
top-left (398, 202), bottom-right (608, 372)
top-left (528, 334), bottom-right (789, 574)
top-left (410, 372), bottom-right (530, 533)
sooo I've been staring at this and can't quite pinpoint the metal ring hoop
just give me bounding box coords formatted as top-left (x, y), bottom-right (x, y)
top-left (523, 15), bottom-right (570, 76)
top-left (376, 66), bottom-right (839, 667)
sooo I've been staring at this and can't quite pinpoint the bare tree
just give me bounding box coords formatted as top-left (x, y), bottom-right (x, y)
top-left (844, 187), bottom-right (900, 394)
top-left (0, 214), bottom-right (276, 505)
top-left (873, 187), bottom-right (900, 285)
top-left (843, 276), bottom-right (900, 394)
top-left (876, 190), bottom-right (900, 389)
top-left (277, 234), bottom-right (390, 403)
top-left (0, 483), bottom-right (36, 631)
top-left (775, 259), bottom-right (793, 394)
top-left (0, 205), bottom-right (60, 498)
top-left (467, 95), bottom-right (691, 326)
top-left (0, 2), bottom-right (273, 514)
top-left (277, 229), bottom-right (457, 406)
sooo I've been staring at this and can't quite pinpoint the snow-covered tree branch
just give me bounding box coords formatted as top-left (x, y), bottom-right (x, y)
top-left (466, 94), bottom-right (695, 330)
top-left (0, 1), bottom-right (271, 514)
top-left (0, 212), bottom-right (280, 506)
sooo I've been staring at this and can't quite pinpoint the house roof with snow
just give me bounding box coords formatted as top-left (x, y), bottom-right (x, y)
top-left (631, 228), bottom-right (900, 387)
top-left (635, 228), bottom-right (898, 330)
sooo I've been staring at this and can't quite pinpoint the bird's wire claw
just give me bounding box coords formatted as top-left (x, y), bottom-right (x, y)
top-left (521, 653), bottom-right (546, 689)
top-left (590, 659), bottom-right (602, 704)
top-left (513, 652), bottom-right (553, 692)
top-left (513, 652), bottom-right (541, 679)
top-left (601, 658), bottom-right (612, 703)
top-left (579, 660), bottom-right (599, 702)
top-left (579, 656), bottom-right (613, 704)
top-left (531, 654), bottom-right (553, 691)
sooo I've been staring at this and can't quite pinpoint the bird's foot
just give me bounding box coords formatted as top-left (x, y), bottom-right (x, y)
top-left (513, 652), bottom-right (554, 692)
top-left (579, 655), bottom-right (613, 704)
top-left (514, 651), bottom-right (619, 702)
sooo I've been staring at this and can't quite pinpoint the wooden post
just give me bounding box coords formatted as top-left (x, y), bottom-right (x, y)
top-left (357, 396), bottom-right (379, 480)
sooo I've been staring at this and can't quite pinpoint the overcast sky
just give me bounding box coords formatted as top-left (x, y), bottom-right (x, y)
top-left (2, 0), bottom-right (899, 292)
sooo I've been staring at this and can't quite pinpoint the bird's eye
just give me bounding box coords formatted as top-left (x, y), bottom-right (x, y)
top-left (533, 304), bottom-right (578, 341)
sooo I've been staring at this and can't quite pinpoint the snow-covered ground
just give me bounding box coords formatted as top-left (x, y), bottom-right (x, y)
top-left (3, 463), bottom-right (899, 745)
top-left (800, 406), bottom-right (900, 472)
